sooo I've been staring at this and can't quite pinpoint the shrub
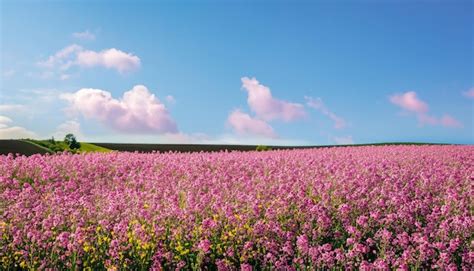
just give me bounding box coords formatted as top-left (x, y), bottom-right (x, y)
top-left (256, 145), bottom-right (272, 151)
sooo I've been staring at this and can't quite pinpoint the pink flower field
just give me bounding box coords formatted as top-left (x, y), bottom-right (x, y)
top-left (1, 145), bottom-right (473, 270)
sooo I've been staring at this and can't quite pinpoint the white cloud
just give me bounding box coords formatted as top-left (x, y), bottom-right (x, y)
top-left (0, 115), bottom-right (37, 139)
top-left (305, 96), bottom-right (346, 129)
top-left (241, 77), bottom-right (306, 122)
top-left (227, 109), bottom-right (277, 138)
top-left (61, 85), bottom-right (178, 134)
top-left (389, 91), bottom-right (463, 128)
top-left (38, 44), bottom-right (140, 76)
top-left (72, 30), bottom-right (96, 41)
top-left (76, 48), bottom-right (140, 73)
top-left (39, 44), bottom-right (83, 69)
top-left (390, 91), bottom-right (428, 114)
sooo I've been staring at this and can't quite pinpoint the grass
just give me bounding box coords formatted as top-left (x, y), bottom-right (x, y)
top-left (23, 139), bottom-right (112, 154)
top-left (78, 142), bottom-right (112, 153)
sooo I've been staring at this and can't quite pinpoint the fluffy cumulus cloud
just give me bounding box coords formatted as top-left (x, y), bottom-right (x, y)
top-left (0, 115), bottom-right (37, 139)
top-left (227, 109), bottom-right (277, 138)
top-left (463, 88), bottom-right (474, 98)
top-left (72, 30), bottom-right (96, 41)
top-left (390, 91), bottom-right (462, 128)
top-left (39, 44), bottom-right (140, 75)
top-left (305, 96), bottom-right (346, 129)
top-left (241, 77), bottom-right (306, 122)
top-left (61, 85), bottom-right (178, 134)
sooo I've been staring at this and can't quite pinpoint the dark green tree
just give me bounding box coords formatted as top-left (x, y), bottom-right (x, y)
top-left (64, 133), bottom-right (81, 150)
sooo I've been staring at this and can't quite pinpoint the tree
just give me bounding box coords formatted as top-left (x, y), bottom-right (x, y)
top-left (64, 133), bottom-right (81, 150)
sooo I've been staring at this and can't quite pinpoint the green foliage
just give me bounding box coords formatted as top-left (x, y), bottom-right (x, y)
top-left (64, 134), bottom-right (81, 150)
top-left (256, 145), bottom-right (272, 151)
top-left (24, 137), bottom-right (110, 154)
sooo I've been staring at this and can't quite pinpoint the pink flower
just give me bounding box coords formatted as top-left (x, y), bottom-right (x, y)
top-left (197, 239), bottom-right (211, 253)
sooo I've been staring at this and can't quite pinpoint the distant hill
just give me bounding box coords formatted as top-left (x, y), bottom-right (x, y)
top-left (0, 140), bottom-right (111, 156)
top-left (0, 140), bottom-right (50, 156)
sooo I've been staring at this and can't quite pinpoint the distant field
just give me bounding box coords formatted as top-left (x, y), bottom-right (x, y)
top-left (0, 140), bottom-right (451, 156)
top-left (0, 140), bottom-right (111, 156)
top-left (93, 142), bottom-right (446, 153)
top-left (0, 140), bottom-right (50, 156)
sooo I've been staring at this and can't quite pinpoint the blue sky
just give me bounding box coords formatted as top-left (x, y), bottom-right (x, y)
top-left (1, 0), bottom-right (473, 145)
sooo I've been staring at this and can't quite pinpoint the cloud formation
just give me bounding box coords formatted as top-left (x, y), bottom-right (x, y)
top-left (241, 77), bottom-right (306, 122)
top-left (389, 91), bottom-right (462, 128)
top-left (72, 30), bottom-right (96, 41)
top-left (227, 109), bottom-right (277, 138)
top-left (0, 115), bottom-right (37, 139)
top-left (389, 91), bottom-right (428, 114)
top-left (61, 85), bottom-right (178, 134)
top-left (305, 96), bottom-right (346, 129)
top-left (39, 44), bottom-right (140, 75)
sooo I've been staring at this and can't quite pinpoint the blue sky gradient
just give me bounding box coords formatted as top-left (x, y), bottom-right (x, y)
top-left (1, 0), bottom-right (473, 144)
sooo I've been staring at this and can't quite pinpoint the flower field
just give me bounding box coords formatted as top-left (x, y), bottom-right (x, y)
top-left (1, 146), bottom-right (473, 270)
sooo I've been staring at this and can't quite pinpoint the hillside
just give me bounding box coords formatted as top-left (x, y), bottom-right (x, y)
top-left (0, 140), bottom-right (111, 156)
top-left (0, 140), bottom-right (51, 156)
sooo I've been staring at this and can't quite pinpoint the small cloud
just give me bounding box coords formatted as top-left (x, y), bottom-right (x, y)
top-left (0, 115), bottom-right (37, 139)
top-left (76, 48), bottom-right (140, 73)
top-left (389, 91), bottom-right (428, 114)
top-left (227, 109), bottom-right (277, 138)
top-left (305, 96), bottom-right (346, 129)
top-left (61, 85), bottom-right (178, 134)
top-left (72, 30), bottom-right (96, 41)
top-left (38, 44), bottom-right (140, 76)
top-left (463, 88), bottom-right (474, 98)
top-left (389, 91), bottom-right (462, 128)
top-left (38, 44), bottom-right (83, 69)
top-left (333, 135), bottom-right (354, 145)
top-left (241, 77), bottom-right (306, 122)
